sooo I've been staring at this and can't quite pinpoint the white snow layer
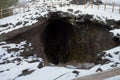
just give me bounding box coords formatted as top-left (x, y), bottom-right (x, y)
top-left (0, 41), bottom-right (120, 80)
top-left (102, 0), bottom-right (120, 5)
top-left (105, 75), bottom-right (120, 80)
top-left (0, 0), bottom-right (120, 35)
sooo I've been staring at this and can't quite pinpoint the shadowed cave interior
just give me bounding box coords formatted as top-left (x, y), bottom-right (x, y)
top-left (43, 18), bottom-right (74, 65)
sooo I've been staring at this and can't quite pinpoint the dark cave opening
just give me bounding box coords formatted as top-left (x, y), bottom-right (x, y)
top-left (42, 16), bottom-right (116, 65)
top-left (43, 18), bottom-right (73, 65)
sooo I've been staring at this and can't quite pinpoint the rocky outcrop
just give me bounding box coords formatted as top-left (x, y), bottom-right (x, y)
top-left (42, 12), bottom-right (116, 64)
top-left (3, 12), bottom-right (117, 65)
top-left (5, 17), bottom-right (48, 61)
top-left (69, 0), bottom-right (103, 5)
top-left (69, 19), bottom-right (115, 63)
top-left (70, 0), bottom-right (87, 5)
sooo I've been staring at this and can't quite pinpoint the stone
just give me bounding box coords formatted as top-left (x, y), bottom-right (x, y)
top-left (38, 61), bottom-right (44, 69)
top-left (74, 10), bottom-right (80, 14)
top-left (72, 70), bottom-right (80, 77)
top-left (70, 0), bottom-right (87, 5)
top-left (106, 19), bottom-right (119, 29)
top-left (114, 51), bottom-right (119, 55)
top-left (106, 53), bottom-right (113, 58)
top-left (16, 21), bottom-right (22, 26)
top-left (96, 68), bottom-right (103, 72)
top-left (111, 64), bottom-right (117, 67)
top-left (93, 0), bottom-right (103, 5)
top-left (18, 69), bottom-right (35, 77)
top-left (0, 23), bottom-right (8, 27)
top-left (67, 9), bottom-right (73, 13)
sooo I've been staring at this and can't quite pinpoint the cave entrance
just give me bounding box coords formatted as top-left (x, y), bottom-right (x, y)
top-left (43, 13), bottom-right (115, 65)
top-left (43, 17), bottom-right (74, 65)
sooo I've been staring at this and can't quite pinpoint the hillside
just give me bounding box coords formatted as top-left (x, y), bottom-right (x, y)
top-left (0, 0), bottom-right (120, 80)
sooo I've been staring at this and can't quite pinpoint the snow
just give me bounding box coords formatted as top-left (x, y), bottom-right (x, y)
top-left (103, 46), bottom-right (120, 63)
top-left (102, 0), bottom-right (120, 6)
top-left (15, 67), bottom-right (71, 80)
top-left (0, 40), bottom-right (120, 80)
top-left (105, 75), bottom-right (120, 80)
top-left (0, 41), bottom-right (43, 80)
top-left (110, 29), bottom-right (120, 36)
top-left (0, 41), bottom-right (89, 80)
top-left (0, 62), bottom-right (39, 80)
top-left (0, 9), bottom-right (48, 33)
top-left (0, 0), bottom-right (120, 35)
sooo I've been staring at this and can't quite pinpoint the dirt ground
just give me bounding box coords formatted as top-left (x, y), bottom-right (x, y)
top-left (74, 67), bottom-right (120, 80)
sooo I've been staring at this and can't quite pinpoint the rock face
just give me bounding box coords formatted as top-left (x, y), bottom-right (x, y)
top-left (70, 0), bottom-right (87, 5)
top-left (5, 12), bottom-right (116, 65)
top-left (6, 20), bottom-right (47, 60)
top-left (42, 12), bottom-right (116, 64)
top-left (70, 0), bottom-right (103, 5)
top-left (68, 20), bottom-right (115, 63)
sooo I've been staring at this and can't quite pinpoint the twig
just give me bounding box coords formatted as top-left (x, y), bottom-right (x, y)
top-left (54, 72), bottom-right (70, 80)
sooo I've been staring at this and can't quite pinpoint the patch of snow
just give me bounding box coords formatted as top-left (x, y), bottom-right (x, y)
top-left (0, 41), bottom-right (120, 80)
top-left (104, 75), bottom-right (120, 80)
top-left (110, 29), bottom-right (120, 36)
top-left (102, 0), bottom-right (120, 6)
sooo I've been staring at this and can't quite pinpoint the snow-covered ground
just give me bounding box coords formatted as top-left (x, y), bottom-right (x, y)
top-left (0, 41), bottom-right (120, 80)
top-left (105, 75), bottom-right (120, 80)
top-left (102, 0), bottom-right (120, 6)
top-left (0, 40), bottom-right (119, 80)
top-left (0, 0), bottom-right (120, 80)
top-left (0, 0), bottom-right (120, 34)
